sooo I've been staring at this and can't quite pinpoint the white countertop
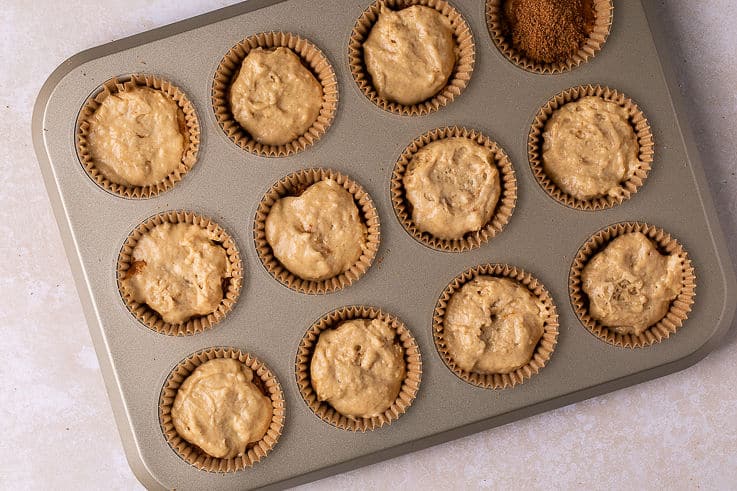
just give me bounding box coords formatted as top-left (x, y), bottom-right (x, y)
top-left (2, 1), bottom-right (736, 489)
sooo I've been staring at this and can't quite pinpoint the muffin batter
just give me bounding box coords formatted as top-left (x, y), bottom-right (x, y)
top-left (444, 276), bottom-right (545, 374)
top-left (172, 358), bottom-right (272, 459)
top-left (121, 222), bottom-right (230, 324)
top-left (582, 232), bottom-right (682, 335)
top-left (311, 319), bottom-right (405, 418)
top-left (229, 47), bottom-right (323, 146)
top-left (363, 5), bottom-right (456, 105)
top-left (542, 96), bottom-right (640, 200)
top-left (87, 86), bottom-right (185, 187)
top-left (265, 179), bottom-right (367, 281)
top-left (403, 137), bottom-right (501, 239)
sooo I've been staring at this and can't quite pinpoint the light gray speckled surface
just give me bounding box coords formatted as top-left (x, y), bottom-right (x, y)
top-left (1, 1), bottom-right (735, 489)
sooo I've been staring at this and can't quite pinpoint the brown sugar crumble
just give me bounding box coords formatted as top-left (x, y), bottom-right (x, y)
top-left (501, 0), bottom-right (596, 65)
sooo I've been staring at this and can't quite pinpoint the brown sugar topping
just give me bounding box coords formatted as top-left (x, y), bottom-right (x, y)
top-left (501, 0), bottom-right (596, 65)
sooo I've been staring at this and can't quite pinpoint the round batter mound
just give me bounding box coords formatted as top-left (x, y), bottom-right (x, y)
top-left (582, 232), bottom-right (682, 335)
top-left (542, 96), bottom-right (640, 200)
top-left (265, 179), bottom-right (367, 281)
top-left (363, 5), bottom-right (456, 105)
top-left (229, 47), bottom-right (323, 146)
top-left (444, 276), bottom-right (545, 374)
top-left (403, 137), bottom-right (501, 239)
top-left (310, 319), bottom-right (405, 419)
top-left (121, 222), bottom-right (231, 324)
top-left (172, 358), bottom-right (272, 459)
top-left (87, 86), bottom-right (185, 187)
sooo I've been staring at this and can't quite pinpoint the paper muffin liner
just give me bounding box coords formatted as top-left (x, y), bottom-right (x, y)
top-left (212, 32), bottom-right (338, 157)
top-left (348, 0), bottom-right (476, 116)
top-left (76, 74), bottom-right (200, 199)
top-left (569, 222), bottom-right (696, 348)
top-left (295, 306), bottom-right (422, 431)
top-left (253, 168), bottom-right (380, 294)
top-left (485, 0), bottom-right (613, 74)
top-left (391, 126), bottom-right (517, 252)
top-left (528, 85), bottom-right (654, 210)
top-left (117, 210), bottom-right (243, 336)
top-left (433, 264), bottom-right (559, 389)
top-left (159, 347), bottom-right (285, 472)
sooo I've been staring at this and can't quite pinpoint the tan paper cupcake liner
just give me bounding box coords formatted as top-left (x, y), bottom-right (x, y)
top-left (117, 210), bottom-right (243, 336)
top-left (569, 222), bottom-right (696, 348)
top-left (433, 264), bottom-right (559, 389)
top-left (486, 0), bottom-right (613, 74)
top-left (212, 32), bottom-right (338, 157)
top-left (295, 306), bottom-right (422, 431)
top-left (349, 0), bottom-right (476, 116)
top-left (159, 347), bottom-right (285, 472)
top-left (76, 74), bottom-right (200, 199)
top-left (528, 85), bottom-right (654, 210)
top-left (391, 126), bottom-right (517, 252)
top-left (254, 168), bottom-right (380, 294)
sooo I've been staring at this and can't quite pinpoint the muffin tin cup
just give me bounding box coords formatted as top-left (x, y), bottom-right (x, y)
top-left (117, 210), bottom-right (243, 336)
top-left (348, 0), bottom-right (476, 116)
top-left (569, 222), bottom-right (696, 348)
top-left (212, 31), bottom-right (338, 157)
top-left (295, 306), bottom-right (422, 432)
top-left (253, 168), bottom-right (381, 294)
top-left (485, 0), bottom-right (613, 74)
top-left (391, 126), bottom-right (517, 252)
top-left (76, 74), bottom-right (201, 199)
top-left (433, 264), bottom-right (559, 389)
top-left (528, 84), bottom-right (655, 211)
top-left (159, 347), bottom-right (285, 472)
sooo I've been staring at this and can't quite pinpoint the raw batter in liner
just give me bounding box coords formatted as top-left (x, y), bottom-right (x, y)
top-left (310, 319), bottom-right (405, 418)
top-left (581, 232), bottom-right (682, 335)
top-left (363, 5), bottom-right (456, 105)
top-left (171, 358), bottom-right (272, 459)
top-left (229, 47), bottom-right (323, 146)
top-left (121, 222), bottom-right (231, 324)
top-left (265, 179), bottom-right (367, 281)
top-left (403, 137), bottom-right (501, 239)
top-left (444, 276), bottom-right (545, 374)
top-left (542, 96), bottom-right (640, 200)
top-left (87, 86), bottom-right (185, 187)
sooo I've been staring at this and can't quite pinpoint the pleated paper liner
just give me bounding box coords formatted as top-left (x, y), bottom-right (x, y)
top-left (569, 222), bottom-right (696, 348)
top-left (159, 347), bottom-right (285, 472)
top-left (528, 84), bottom-right (654, 211)
top-left (391, 126), bottom-right (517, 252)
top-left (348, 0), bottom-right (475, 116)
top-left (485, 0), bottom-right (613, 74)
top-left (433, 264), bottom-right (559, 389)
top-left (253, 168), bottom-right (380, 294)
top-left (295, 306), bottom-right (422, 431)
top-left (76, 74), bottom-right (200, 199)
top-left (212, 32), bottom-right (338, 157)
top-left (117, 210), bottom-right (243, 336)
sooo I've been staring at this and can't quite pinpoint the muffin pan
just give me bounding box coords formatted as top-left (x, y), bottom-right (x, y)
top-left (32, 1), bottom-right (736, 489)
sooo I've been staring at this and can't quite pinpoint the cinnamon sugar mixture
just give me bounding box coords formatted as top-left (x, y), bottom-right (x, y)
top-left (502, 0), bottom-right (595, 64)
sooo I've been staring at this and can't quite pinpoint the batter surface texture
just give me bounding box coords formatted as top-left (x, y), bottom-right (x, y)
top-left (363, 5), bottom-right (456, 105)
top-left (311, 319), bottom-right (405, 419)
top-left (265, 179), bottom-right (367, 281)
top-left (87, 86), bottom-right (185, 187)
top-left (444, 276), bottom-right (545, 374)
top-left (172, 358), bottom-right (272, 459)
top-left (403, 137), bottom-right (501, 239)
top-left (542, 96), bottom-right (639, 200)
top-left (121, 222), bottom-right (230, 324)
top-left (229, 47), bottom-right (322, 146)
top-left (582, 232), bottom-right (682, 335)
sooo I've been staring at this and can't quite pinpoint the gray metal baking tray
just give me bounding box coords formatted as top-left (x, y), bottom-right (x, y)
top-left (32, 1), bottom-right (737, 489)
